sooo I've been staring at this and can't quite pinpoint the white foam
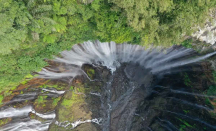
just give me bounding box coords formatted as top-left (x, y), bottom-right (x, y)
top-left (38, 40), bottom-right (216, 78)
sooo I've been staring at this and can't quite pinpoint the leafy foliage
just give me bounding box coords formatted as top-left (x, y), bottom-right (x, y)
top-left (0, 0), bottom-right (29, 55)
top-left (181, 39), bottom-right (193, 48)
top-left (183, 73), bottom-right (192, 87)
top-left (109, 0), bottom-right (216, 46)
top-left (0, 0), bottom-right (215, 92)
top-left (207, 85), bottom-right (216, 96)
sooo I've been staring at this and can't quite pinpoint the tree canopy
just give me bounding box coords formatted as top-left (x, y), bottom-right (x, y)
top-left (109, 0), bottom-right (216, 46)
top-left (0, 0), bottom-right (215, 91)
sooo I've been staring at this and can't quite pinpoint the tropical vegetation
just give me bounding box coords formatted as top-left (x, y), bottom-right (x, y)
top-left (0, 0), bottom-right (215, 91)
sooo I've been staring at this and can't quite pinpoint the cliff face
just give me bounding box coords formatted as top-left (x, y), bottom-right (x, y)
top-left (192, 9), bottom-right (216, 45)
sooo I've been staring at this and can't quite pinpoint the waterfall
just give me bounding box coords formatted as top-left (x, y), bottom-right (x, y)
top-left (38, 40), bottom-right (216, 79)
top-left (1, 40), bottom-right (216, 131)
top-left (37, 40), bottom-right (216, 131)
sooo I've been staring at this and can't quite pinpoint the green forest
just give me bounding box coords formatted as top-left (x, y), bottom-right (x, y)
top-left (0, 0), bottom-right (216, 92)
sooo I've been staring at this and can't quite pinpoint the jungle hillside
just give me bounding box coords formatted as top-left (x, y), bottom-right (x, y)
top-left (0, 0), bottom-right (216, 92)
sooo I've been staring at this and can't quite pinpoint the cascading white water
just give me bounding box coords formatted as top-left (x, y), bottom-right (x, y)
top-left (0, 106), bottom-right (55, 119)
top-left (55, 118), bottom-right (102, 129)
top-left (37, 40), bottom-right (216, 131)
top-left (0, 119), bottom-right (52, 131)
top-left (0, 87), bottom-right (64, 131)
top-left (0, 106), bottom-right (56, 131)
top-left (39, 40), bottom-right (216, 79)
top-left (2, 40), bottom-right (216, 131)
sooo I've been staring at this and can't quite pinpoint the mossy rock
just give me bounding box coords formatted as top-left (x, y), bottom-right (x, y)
top-left (0, 118), bottom-right (12, 127)
top-left (57, 90), bottom-right (91, 122)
